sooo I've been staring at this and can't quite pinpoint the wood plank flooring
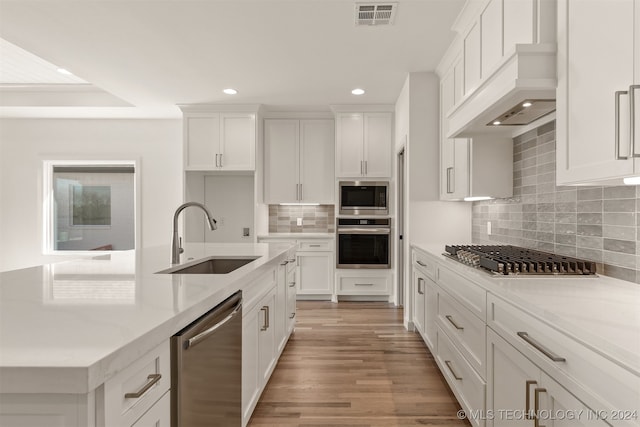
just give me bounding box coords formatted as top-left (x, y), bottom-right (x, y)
top-left (248, 301), bottom-right (471, 427)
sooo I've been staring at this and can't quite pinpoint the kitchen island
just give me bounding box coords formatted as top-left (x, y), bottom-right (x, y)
top-left (0, 242), bottom-right (294, 426)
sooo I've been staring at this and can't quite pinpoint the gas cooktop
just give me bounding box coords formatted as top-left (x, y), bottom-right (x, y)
top-left (444, 245), bottom-right (597, 276)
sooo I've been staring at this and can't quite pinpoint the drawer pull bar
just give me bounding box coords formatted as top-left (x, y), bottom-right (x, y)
top-left (417, 277), bottom-right (424, 295)
top-left (289, 281), bottom-right (296, 287)
top-left (309, 244), bottom-right (321, 247)
top-left (445, 315), bottom-right (464, 330)
top-left (124, 374), bottom-right (161, 399)
top-left (416, 260), bottom-right (427, 267)
top-left (355, 283), bottom-right (374, 286)
top-left (444, 360), bottom-right (462, 380)
top-left (525, 380), bottom-right (537, 419)
top-left (534, 387), bottom-right (547, 427)
top-left (289, 312), bottom-right (296, 319)
top-left (517, 332), bottom-right (566, 362)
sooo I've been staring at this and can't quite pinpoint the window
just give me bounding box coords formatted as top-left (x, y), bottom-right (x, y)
top-left (44, 161), bottom-right (137, 252)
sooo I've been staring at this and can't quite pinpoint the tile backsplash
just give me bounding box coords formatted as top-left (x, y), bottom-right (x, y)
top-left (268, 205), bottom-right (335, 233)
top-left (472, 121), bottom-right (640, 284)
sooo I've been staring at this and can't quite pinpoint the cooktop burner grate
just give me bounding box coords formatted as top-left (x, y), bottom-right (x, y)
top-left (444, 245), bottom-right (597, 276)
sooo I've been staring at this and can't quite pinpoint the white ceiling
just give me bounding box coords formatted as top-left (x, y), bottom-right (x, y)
top-left (0, 0), bottom-right (465, 118)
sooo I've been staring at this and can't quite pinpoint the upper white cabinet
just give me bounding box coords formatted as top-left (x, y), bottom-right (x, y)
top-left (336, 112), bottom-right (392, 178)
top-left (264, 119), bottom-right (335, 204)
top-left (438, 0), bottom-right (556, 137)
top-left (439, 53), bottom-right (513, 201)
top-left (556, 0), bottom-right (640, 185)
top-left (182, 111), bottom-right (256, 171)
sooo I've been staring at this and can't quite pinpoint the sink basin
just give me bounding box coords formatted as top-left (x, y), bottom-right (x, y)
top-left (157, 256), bottom-right (260, 274)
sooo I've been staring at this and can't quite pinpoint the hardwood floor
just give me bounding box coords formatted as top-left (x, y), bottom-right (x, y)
top-left (248, 301), bottom-right (471, 427)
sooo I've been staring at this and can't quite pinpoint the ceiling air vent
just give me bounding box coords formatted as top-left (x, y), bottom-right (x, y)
top-left (355, 3), bottom-right (397, 26)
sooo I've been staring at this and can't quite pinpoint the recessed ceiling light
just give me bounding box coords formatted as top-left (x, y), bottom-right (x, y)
top-left (351, 88), bottom-right (365, 95)
top-left (57, 68), bottom-right (73, 76)
top-left (223, 88), bottom-right (238, 95)
top-left (493, 121), bottom-right (501, 125)
top-left (522, 101), bottom-right (533, 107)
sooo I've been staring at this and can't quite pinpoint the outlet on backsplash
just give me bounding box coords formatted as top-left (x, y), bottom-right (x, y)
top-left (297, 218), bottom-right (303, 226)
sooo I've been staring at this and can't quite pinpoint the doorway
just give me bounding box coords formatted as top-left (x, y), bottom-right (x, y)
top-left (396, 145), bottom-right (406, 306)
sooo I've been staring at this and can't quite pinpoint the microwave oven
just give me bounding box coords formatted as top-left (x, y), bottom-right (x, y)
top-left (338, 181), bottom-right (389, 215)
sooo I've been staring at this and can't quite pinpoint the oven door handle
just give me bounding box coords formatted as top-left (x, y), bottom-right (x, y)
top-left (337, 228), bottom-right (390, 234)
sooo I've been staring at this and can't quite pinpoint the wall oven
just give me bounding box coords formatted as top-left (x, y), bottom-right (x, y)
top-left (339, 181), bottom-right (389, 215)
top-left (336, 218), bottom-right (391, 269)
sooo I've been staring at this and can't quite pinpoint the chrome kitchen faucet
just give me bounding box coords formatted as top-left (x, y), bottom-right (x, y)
top-left (171, 202), bottom-right (217, 265)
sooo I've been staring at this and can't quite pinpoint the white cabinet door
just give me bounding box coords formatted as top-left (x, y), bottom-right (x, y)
top-left (184, 113), bottom-right (255, 171)
top-left (538, 372), bottom-right (609, 427)
top-left (258, 290), bottom-right (276, 385)
top-left (296, 252), bottom-right (333, 295)
top-left (557, 0), bottom-right (637, 184)
top-left (184, 114), bottom-right (220, 169)
top-left (487, 328), bottom-right (539, 427)
top-left (481, 0), bottom-right (503, 78)
top-left (424, 275), bottom-right (437, 352)
top-left (363, 113), bottom-right (392, 177)
top-left (464, 22), bottom-right (482, 96)
top-left (300, 119), bottom-right (335, 203)
top-left (336, 113), bottom-right (365, 177)
top-left (413, 268), bottom-right (426, 335)
top-left (286, 266), bottom-right (297, 333)
top-left (264, 119), bottom-right (299, 203)
top-left (220, 114), bottom-right (255, 170)
top-left (275, 261), bottom-right (288, 354)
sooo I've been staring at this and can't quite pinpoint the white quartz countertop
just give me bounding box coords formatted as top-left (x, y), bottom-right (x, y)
top-left (411, 243), bottom-right (640, 376)
top-left (0, 242), bottom-right (293, 394)
top-left (258, 233), bottom-right (335, 239)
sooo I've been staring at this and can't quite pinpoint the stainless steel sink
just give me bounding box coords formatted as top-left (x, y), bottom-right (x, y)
top-left (157, 256), bottom-right (260, 274)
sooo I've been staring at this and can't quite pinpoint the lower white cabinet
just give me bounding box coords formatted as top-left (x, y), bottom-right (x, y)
top-left (336, 272), bottom-right (390, 296)
top-left (286, 259), bottom-right (297, 333)
top-left (412, 250), bottom-right (438, 351)
top-left (487, 328), bottom-right (609, 427)
top-left (297, 251), bottom-right (333, 296)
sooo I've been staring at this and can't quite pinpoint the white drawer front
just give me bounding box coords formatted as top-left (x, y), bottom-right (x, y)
top-left (437, 289), bottom-right (486, 379)
top-left (338, 276), bottom-right (389, 294)
top-left (131, 391), bottom-right (170, 427)
top-left (102, 341), bottom-right (170, 427)
top-left (412, 249), bottom-right (436, 280)
top-left (437, 326), bottom-right (486, 427)
top-left (488, 294), bottom-right (640, 426)
top-left (298, 240), bottom-right (333, 251)
top-left (437, 266), bottom-right (486, 321)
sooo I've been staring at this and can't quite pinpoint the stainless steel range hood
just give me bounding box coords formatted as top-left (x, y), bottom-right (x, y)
top-left (446, 44), bottom-right (557, 138)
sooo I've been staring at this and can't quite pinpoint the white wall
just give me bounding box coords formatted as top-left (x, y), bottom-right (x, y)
top-left (0, 118), bottom-right (182, 271)
top-left (395, 72), bottom-right (471, 326)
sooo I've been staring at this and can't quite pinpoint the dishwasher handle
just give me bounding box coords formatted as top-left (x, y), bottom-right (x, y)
top-left (185, 299), bottom-right (242, 350)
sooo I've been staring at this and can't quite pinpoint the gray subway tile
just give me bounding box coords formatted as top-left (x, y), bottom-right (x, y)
top-left (577, 213), bottom-right (602, 225)
top-left (604, 199), bottom-right (636, 212)
top-left (603, 238), bottom-right (636, 255)
top-left (555, 212), bottom-right (577, 224)
top-left (602, 264), bottom-right (636, 283)
top-left (603, 250), bottom-right (636, 269)
top-left (603, 186), bottom-right (636, 199)
top-left (602, 225), bottom-right (636, 240)
top-left (577, 187), bottom-right (603, 201)
top-left (577, 200), bottom-right (602, 213)
top-left (576, 235), bottom-right (603, 250)
top-left (603, 212), bottom-right (635, 226)
top-left (577, 224), bottom-right (603, 237)
top-left (577, 247), bottom-right (603, 263)
top-left (537, 121), bottom-right (556, 135)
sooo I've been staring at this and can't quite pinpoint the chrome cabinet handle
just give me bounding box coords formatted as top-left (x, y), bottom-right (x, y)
top-left (360, 160), bottom-right (364, 175)
top-left (630, 85), bottom-right (640, 157)
top-left (364, 160), bottom-right (368, 175)
top-left (289, 312), bottom-right (296, 319)
top-left (446, 167), bottom-right (454, 193)
top-left (417, 277), bottom-right (424, 295)
top-left (416, 260), bottom-right (427, 267)
top-left (355, 283), bottom-right (374, 286)
top-left (124, 374), bottom-right (162, 399)
top-left (309, 244), bottom-right (321, 247)
top-left (215, 153), bottom-right (219, 167)
top-left (517, 332), bottom-right (566, 362)
top-left (288, 280), bottom-right (296, 287)
top-left (445, 315), bottom-right (464, 330)
top-left (300, 183), bottom-right (303, 200)
top-left (219, 153), bottom-right (223, 167)
top-left (260, 306), bottom-right (268, 331)
top-left (525, 380), bottom-right (537, 420)
top-left (287, 258), bottom-right (296, 263)
top-left (534, 388), bottom-right (547, 427)
top-left (616, 90), bottom-right (630, 159)
top-left (295, 184), bottom-right (299, 201)
top-left (444, 360), bottom-right (462, 380)
top-left (187, 301), bottom-right (243, 349)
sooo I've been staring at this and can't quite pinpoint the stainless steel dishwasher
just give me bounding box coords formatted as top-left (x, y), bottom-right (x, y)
top-left (171, 290), bottom-right (242, 426)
